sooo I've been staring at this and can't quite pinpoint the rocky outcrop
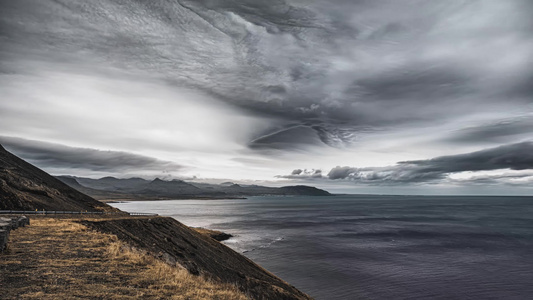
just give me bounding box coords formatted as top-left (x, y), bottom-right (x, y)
top-left (0, 216), bottom-right (29, 252)
top-left (193, 227), bottom-right (234, 242)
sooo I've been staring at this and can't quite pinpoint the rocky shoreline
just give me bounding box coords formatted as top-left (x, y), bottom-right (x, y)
top-left (192, 227), bottom-right (234, 242)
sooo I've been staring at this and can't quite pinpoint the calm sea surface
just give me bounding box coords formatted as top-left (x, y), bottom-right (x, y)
top-left (111, 195), bottom-right (533, 300)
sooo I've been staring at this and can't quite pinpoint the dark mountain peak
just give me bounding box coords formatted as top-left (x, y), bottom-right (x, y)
top-left (99, 176), bottom-right (119, 181)
top-left (142, 177), bottom-right (202, 196)
top-left (150, 178), bottom-right (194, 186)
top-left (220, 182), bottom-right (242, 188)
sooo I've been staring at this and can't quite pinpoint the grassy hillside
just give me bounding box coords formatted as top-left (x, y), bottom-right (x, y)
top-left (1, 217), bottom-right (247, 299)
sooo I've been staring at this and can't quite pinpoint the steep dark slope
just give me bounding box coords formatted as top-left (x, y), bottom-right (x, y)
top-left (0, 144), bottom-right (114, 211)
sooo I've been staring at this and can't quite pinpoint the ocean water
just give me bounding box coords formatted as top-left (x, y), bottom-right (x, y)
top-left (111, 195), bottom-right (533, 300)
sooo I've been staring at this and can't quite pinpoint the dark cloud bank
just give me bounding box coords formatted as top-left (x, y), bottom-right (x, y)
top-left (282, 142), bottom-right (533, 185)
top-left (0, 137), bottom-right (182, 174)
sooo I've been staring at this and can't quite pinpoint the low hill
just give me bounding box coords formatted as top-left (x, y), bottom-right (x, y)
top-left (140, 178), bottom-right (205, 197)
top-left (0, 144), bottom-right (114, 212)
top-left (279, 185), bottom-right (331, 195)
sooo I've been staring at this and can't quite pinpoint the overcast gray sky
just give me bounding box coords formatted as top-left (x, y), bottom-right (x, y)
top-left (1, 0), bottom-right (532, 194)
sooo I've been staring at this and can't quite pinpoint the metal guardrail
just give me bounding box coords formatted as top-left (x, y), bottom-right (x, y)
top-left (0, 210), bottom-right (158, 216)
top-left (128, 212), bottom-right (159, 216)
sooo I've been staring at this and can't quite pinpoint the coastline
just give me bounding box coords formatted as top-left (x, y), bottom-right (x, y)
top-left (100, 196), bottom-right (248, 203)
top-left (192, 227), bottom-right (234, 242)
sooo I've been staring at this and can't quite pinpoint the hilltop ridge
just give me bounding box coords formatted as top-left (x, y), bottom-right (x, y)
top-left (0, 145), bottom-right (114, 211)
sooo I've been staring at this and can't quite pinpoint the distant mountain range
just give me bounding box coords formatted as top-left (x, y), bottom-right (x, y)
top-left (0, 141), bottom-right (330, 206)
top-left (56, 176), bottom-right (331, 200)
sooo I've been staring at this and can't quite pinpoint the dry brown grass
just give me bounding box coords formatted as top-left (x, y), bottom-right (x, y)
top-left (0, 218), bottom-right (247, 300)
top-left (192, 227), bottom-right (218, 236)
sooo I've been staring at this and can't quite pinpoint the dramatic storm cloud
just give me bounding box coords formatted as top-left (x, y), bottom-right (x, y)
top-left (0, 136), bottom-right (183, 178)
top-left (1, 0), bottom-right (532, 193)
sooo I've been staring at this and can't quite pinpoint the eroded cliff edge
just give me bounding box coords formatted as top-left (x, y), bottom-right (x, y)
top-left (83, 216), bottom-right (312, 300)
